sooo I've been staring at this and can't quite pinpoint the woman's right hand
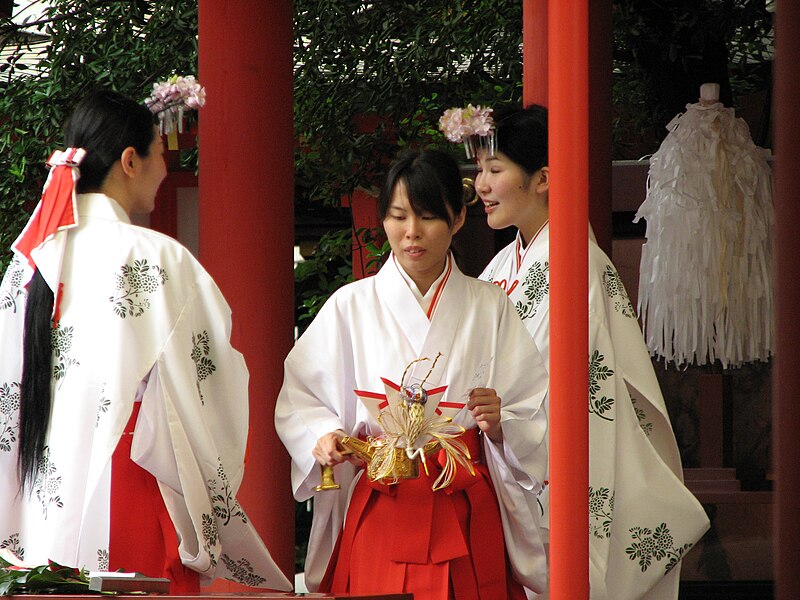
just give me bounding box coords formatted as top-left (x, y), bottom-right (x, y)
top-left (312, 430), bottom-right (349, 467)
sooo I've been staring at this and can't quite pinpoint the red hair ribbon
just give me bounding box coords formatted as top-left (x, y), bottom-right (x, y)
top-left (12, 147), bottom-right (86, 323)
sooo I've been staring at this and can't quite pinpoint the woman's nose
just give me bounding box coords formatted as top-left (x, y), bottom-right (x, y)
top-left (405, 217), bottom-right (421, 238)
top-left (475, 174), bottom-right (489, 194)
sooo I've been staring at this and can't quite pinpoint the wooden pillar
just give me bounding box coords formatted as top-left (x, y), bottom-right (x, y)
top-left (523, 0), bottom-right (548, 107)
top-left (773, 2), bottom-right (800, 599)
top-left (548, 1), bottom-right (590, 598)
top-left (198, 0), bottom-right (295, 583)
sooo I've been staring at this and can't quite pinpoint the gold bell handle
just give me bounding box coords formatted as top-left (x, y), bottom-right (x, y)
top-left (314, 464), bottom-right (341, 491)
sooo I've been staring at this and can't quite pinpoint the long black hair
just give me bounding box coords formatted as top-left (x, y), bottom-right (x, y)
top-left (18, 89), bottom-right (156, 492)
top-left (378, 148), bottom-right (465, 226)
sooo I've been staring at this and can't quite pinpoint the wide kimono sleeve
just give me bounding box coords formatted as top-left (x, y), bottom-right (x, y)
top-left (130, 271), bottom-right (291, 591)
top-left (480, 289), bottom-right (550, 595)
top-left (274, 288), bottom-right (361, 591)
top-left (0, 257), bottom-right (27, 510)
top-left (586, 249), bottom-right (708, 600)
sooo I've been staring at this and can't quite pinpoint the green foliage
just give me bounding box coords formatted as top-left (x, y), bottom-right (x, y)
top-left (0, 555), bottom-right (92, 596)
top-left (611, 0), bottom-right (774, 158)
top-left (0, 0), bottom-right (198, 273)
top-left (294, 229), bottom-right (355, 331)
top-left (294, 0), bottom-right (523, 208)
top-left (294, 227), bottom-right (391, 334)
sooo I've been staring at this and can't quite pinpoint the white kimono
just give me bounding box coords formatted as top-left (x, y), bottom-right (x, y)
top-left (275, 255), bottom-right (550, 594)
top-left (480, 225), bottom-right (710, 600)
top-left (0, 193), bottom-right (291, 591)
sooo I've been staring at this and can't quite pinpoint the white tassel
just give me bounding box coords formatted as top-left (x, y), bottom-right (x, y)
top-left (634, 100), bottom-right (774, 368)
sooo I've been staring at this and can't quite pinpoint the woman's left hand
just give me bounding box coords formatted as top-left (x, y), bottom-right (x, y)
top-left (467, 387), bottom-right (503, 443)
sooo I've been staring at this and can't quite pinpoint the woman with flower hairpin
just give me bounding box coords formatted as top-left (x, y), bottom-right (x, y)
top-left (444, 104), bottom-right (709, 599)
top-left (276, 148), bottom-right (550, 599)
top-left (0, 89), bottom-right (291, 593)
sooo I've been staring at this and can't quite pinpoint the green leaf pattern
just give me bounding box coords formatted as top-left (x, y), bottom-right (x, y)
top-left (589, 486), bottom-right (614, 540)
top-left (109, 259), bottom-right (168, 318)
top-left (625, 522), bottom-right (694, 575)
top-left (0, 382), bottom-right (20, 453)
top-left (0, 259), bottom-right (24, 313)
top-left (220, 555), bottom-right (266, 587)
top-left (515, 260), bottom-right (549, 321)
top-left (97, 549), bottom-right (109, 571)
top-left (52, 325), bottom-right (79, 389)
top-left (201, 513), bottom-right (219, 567)
top-left (95, 386), bottom-right (111, 427)
top-left (631, 397), bottom-right (654, 436)
top-left (0, 533), bottom-right (24, 561)
top-left (33, 446), bottom-right (63, 519)
top-left (603, 264), bottom-right (635, 318)
top-left (589, 349), bottom-right (615, 421)
top-left (191, 330), bottom-right (216, 406)
top-left (208, 460), bottom-right (248, 527)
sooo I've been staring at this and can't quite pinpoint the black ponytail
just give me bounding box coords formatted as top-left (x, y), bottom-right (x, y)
top-left (18, 269), bottom-right (55, 491)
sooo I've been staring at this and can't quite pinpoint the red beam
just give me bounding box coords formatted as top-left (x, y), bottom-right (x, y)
top-left (548, 0), bottom-right (590, 598)
top-left (523, 0), bottom-right (548, 107)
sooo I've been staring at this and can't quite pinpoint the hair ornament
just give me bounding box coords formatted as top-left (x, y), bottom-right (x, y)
top-left (46, 147), bottom-right (87, 168)
top-left (145, 75), bottom-right (206, 143)
top-left (438, 104), bottom-right (496, 159)
top-left (12, 147), bottom-right (88, 320)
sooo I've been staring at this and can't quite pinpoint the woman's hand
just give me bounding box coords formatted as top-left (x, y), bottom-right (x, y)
top-left (312, 430), bottom-right (350, 466)
top-left (467, 388), bottom-right (503, 443)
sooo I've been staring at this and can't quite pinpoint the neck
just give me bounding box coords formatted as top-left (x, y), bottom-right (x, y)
top-left (402, 254), bottom-right (448, 296)
top-left (519, 212), bottom-right (549, 248)
top-left (99, 164), bottom-right (133, 217)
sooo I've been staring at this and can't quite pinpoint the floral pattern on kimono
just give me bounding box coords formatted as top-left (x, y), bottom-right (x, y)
top-left (0, 193), bottom-right (290, 591)
top-left (481, 225), bottom-right (709, 600)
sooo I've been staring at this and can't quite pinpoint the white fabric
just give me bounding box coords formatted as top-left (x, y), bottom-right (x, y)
top-left (634, 100), bottom-right (774, 368)
top-left (0, 193), bottom-right (291, 591)
top-left (480, 226), bottom-right (710, 600)
top-left (275, 255), bottom-right (550, 594)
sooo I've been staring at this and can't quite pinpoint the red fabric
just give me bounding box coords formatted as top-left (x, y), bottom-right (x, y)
top-left (320, 428), bottom-right (526, 600)
top-left (109, 403), bottom-right (200, 594)
top-left (13, 166), bottom-right (77, 269)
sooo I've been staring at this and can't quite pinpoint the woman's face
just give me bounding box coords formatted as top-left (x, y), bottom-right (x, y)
top-left (383, 180), bottom-right (464, 292)
top-left (475, 150), bottom-right (540, 231)
top-left (130, 127), bottom-right (167, 214)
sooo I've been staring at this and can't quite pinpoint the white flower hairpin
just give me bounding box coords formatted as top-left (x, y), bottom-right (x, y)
top-left (438, 104), bottom-right (496, 159)
top-left (145, 74), bottom-right (206, 136)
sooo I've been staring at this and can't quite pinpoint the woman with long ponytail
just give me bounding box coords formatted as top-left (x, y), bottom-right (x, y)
top-left (0, 90), bottom-right (290, 593)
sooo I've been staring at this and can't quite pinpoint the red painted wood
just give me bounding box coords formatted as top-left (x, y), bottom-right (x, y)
top-left (523, 0), bottom-right (548, 108)
top-left (548, 1), bottom-right (590, 598)
top-left (773, 4), bottom-right (800, 599)
top-left (198, 0), bottom-right (295, 584)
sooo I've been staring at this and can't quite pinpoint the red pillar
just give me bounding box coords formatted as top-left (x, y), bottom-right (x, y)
top-left (198, 0), bottom-right (295, 584)
top-left (548, 1), bottom-right (590, 599)
top-left (523, 0), bottom-right (548, 107)
top-left (773, 3), bottom-right (800, 599)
